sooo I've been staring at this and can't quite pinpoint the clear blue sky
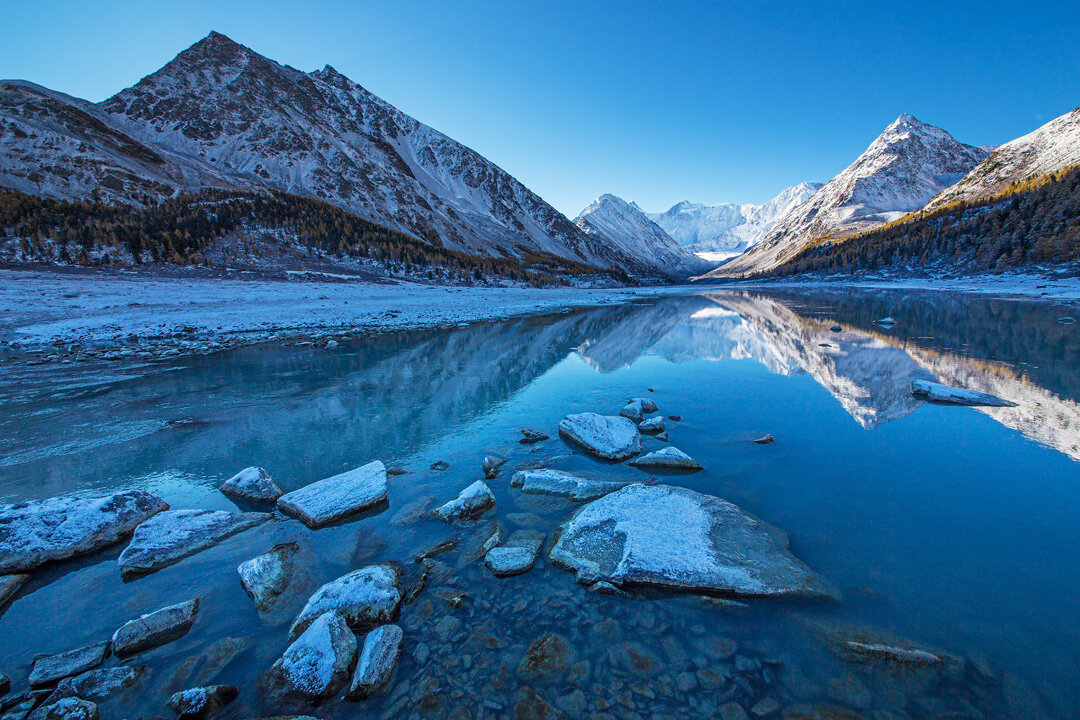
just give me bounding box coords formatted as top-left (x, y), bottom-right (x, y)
top-left (2, 1), bottom-right (1077, 216)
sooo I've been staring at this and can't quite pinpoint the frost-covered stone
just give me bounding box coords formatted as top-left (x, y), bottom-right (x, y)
top-left (558, 413), bottom-right (641, 461)
top-left (911, 380), bottom-right (1015, 407)
top-left (549, 484), bottom-right (831, 598)
top-left (629, 446), bottom-right (703, 471)
top-left (510, 469), bottom-right (629, 501)
top-left (638, 416), bottom-right (665, 434)
top-left (166, 684), bottom-right (237, 719)
top-left (290, 564), bottom-right (401, 640)
top-left (274, 611), bottom-right (356, 702)
top-left (482, 455), bottom-right (506, 480)
top-left (276, 461), bottom-right (388, 528)
top-left (29, 642), bottom-right (110, 687)
top-left (238, 542), bottom-right (298, 614)
top-left (0, 491), bottom-right (168, 573)
top-left (485, 530), bottom-right (546, 577)
top-left (634, 397), bottom-right (659, 413)
top-left (219, 466), bottom-right (282, 502)
top-left (0, 573), bottom-right (28, 612)
top-left (348, 624), bottom-right (403, 699)
top-left (35, 697), bottom-right (98, 720)
top-left (619, 400), bottom-right (646, 422)
top-left (117, 509), bottom-right (271, 579)
top-left (112, 599), bottom-right (199, 656)
top-left (429, 481), bottom-right (495, 522)
top-left (43, 666), bottom-right (144, 704)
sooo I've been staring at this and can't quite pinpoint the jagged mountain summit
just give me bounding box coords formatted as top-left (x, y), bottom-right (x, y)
top-left (574, 194), bottom-right (713, 279)
top-left (709, 114), bottom-right (991, 277)
top-left (0, 31), bottom-right (694, 280)
top-left (922, 107), bottom-right (1080, 212)
top-left (648, 182), bottom-right (823, 257)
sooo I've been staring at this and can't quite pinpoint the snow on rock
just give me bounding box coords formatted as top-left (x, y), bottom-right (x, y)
top-left (219, 466), bottom-right (282, 503)
top-left (276, 461), bottom-right (388, 528)
top-left (43, 667), bottom-right (144, 705)
top-left (484, 529), bottom-right (546, 577)
top-left (429, 481), bottom-right (495, 523)
top-left (558, 413), bottom-right (642, 461)
top-left (619, 400), bottom-right (646, 422)
top-left (638, 416), bottom-right (665, 434)
top-left (29, 642), bottom-right (110, 687)
top-left (510, 469), bottom-right (630, 502)
top-left (629, 446), bottom-right (704, 471)
top-left (273, 611), bottom-right (357, 702)
top-left (117, 509), bottom-right (271, 579)
top-left (911, 379), bottom-right (1015, 407)
top-left (237, 542), bottom-right (299, 615)
top-left (165, 684), bottom-right (238, 719)
top-left (347, 624), bottom-right (403, 700)
top-left (0, 491), bottom-right (168, 573)
top-left (112, 598), bottom-right (199, 656)
top-left (34, 697), bottom-right (98, 720)
top-left (631, 397), bottom-right (659, 413)
top-left (0, 573), bottom-right (28, 611)
top-left (290, 564), bottom-right (402, 640)
top-left (548, 484), bottom-right (831, 597)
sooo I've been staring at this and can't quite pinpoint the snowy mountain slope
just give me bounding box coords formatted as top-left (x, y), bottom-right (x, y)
top-left (922, 108), bottom-right (1080, 212)
top-left (574, 194), bottom-right (713, 278)
top-left (709, 114), bottom-right (990, 277)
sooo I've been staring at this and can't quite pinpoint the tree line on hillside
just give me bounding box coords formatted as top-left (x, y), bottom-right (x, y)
top-left (769, 165), bottom-right (1080, 277)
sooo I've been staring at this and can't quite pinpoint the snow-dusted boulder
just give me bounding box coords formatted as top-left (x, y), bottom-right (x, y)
top-left (549, 484), bottom-right (831, 598)
top-left (0, 491), bottom-right (168, 573)
top-left (238, 542), bottom-right (298, 614)
top-left (117, 509), bottom-right (271, 579)
top-left (348, 624), bottom-right (403, 699)
top-left (629, 447), bottom-right (703, 471)
top-left (619, 400), bottom-right (646, 422)
top-left (510, 469), bottom-right (629, 501)
top-left (911, 380), bottom-right (1015, 407)
top-left (638, 416), bottom-right (665, 434)
top-left (484, 530), bottom-right (546, 577)
top-left (558, 413), bottom-right (641, 461)
top-left (429, 481), bottom-right (495, 522)
top-left (290, 564), bottom-right (402, 640)
top-left (277, 460), bottom-right (388, 528)
top-left (29, 642), bottom-right (110, 687)
top-left (219, 466), bottom-right (282, 502)
top-left (35, 697), bottom-right (98, 720)
top-left (166, 684), bottom-right (238, 719)
top-left (633, 397), bottom-right (659, 413)
top-left (273, 611), bottom-right (357, 702)
top-left (0, 573), bottom-right (28, 611)
top-left (112, 598), bottom-right (199, 656)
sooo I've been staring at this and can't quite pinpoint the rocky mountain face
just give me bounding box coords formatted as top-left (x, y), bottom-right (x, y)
top-left (573, 194), bottom-right (713, 279)
top-left (711, 114), bottom-right (990, 277)
top-left (0, 32), bottom-right (692, 280)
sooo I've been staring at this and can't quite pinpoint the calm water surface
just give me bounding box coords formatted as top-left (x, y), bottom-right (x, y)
top-left (1, 289), bottom-right (1078, 719)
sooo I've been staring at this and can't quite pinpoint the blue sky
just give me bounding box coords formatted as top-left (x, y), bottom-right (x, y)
top-left (2, 1), bottom-right (1077, 216)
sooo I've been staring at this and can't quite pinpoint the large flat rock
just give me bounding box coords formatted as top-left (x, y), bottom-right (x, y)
top-left (290, 563), bottom-right (402, 640)
top-left (112, 598), bottom-right (199, 656)
top-left (117, 509), bottom-right (271, 579)
top-left (29, 642), bottom-right (110, 687)
top-left (558, 413), bottom-right (641, 461)
top-left (0, 491), bottom-right (168, 573)
top-left (510, 469), bottom-right (630, 502)
top-left (549, 484), bottom-right (832, 598)
top-left (276, 461), bottom-right (388, 528)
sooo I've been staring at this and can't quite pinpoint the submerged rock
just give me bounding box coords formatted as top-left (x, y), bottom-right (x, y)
top-left (117, 509), bottom-right (271, 579)
top-left (485, 530), bottom-right (545, 577)
top-left (290, 564), bottom-right (402, 640)
top-left (29, 642), bottom-right (110, 687)
top-left (238, 542), bottom-right (299, 615)
top-left (549, 484), bottom-right (831, 597)
top-left (0, 491), bottom-right (168, 573)
top-left (166, 684), bottom-right (238, 719)
top-left (219, 467), bottom-right (282, 503)
top-left (517, 633), bottom-right (572, 682)
top-left (837, 639), bottom-right (944, 667)
top-left (429, 461), bottom-right (450, 472)
top-left (911, 379), bottom-right (1015, 407)
top-left (519, 429), bottom-right (549, 444)
top-left (43, 666), bottom-right (144, 704)
top-left (638, 416), bottom-right (665, 434)
top-left (112, 598), bottom-right (199, 656)
top-left (510, 469), bottom-right (628, 502)
top-left (430, 481), bottom-right (495, 522)
top-left (482, 455), bottom-right (506, 480)
top-left (628, 446), bottom-right (703, 471)
top-left (347, 624), bottom-right (403, 700)
top-left (558, 413), bottom-right (641, 461)
top-left (0, 574), bottom-right (28, 613)
top-left (276, 461), bottom-right (388, 528)
top-left (272, 612), bottom-right (356, 702)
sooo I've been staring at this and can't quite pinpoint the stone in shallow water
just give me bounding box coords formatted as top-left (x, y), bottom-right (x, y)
top-left (911, 379), bottom-right (1015, 407)
top-left (429, 481), bottom-right (495, 522)
top-left (219, 466), bottom-right (282, 503)
top-left (276, 461), bottom-right (388, 528)
top-left (510, 469), bottom-right (629, 502)
top-left (638, 416), bottom-right (665, 434)
top-left (519, 429), bottom-right (549, 444)
top-left (619, 400), bottom-right (646, 422)
top-left (43, 666), bottom-right (144, 704)
top-left (166, 684), bottom-right (238, 719)
top-left (112, 598), bottom-right (199, 656)
top-left (629, 446), bottom-right (703, 471)
top-left (518, 633), bottom-right (572, 681)
top-left (484, 530), bottom-right (546, 577)
top-left (482, 455), bottom-right (506, 480)
top-left (35, 697), bottom-right (98, 720)
top-left (29, 642), bottom-right (110, 687)
top-left (0, 573), bottom-right (28, 613)
top-left (347, 624), bottom-right (403, 699)
top-left (548, 484), bottom-right (831, 598)
top-left (117, 509), bottom-right (271, 579)
top-left (0, 491), bottom-right (168, 573)
top-left (273, 611), bottom-right (357, 702)
top-left (237, 542), bottom-right (298, 614)
top-left (558, 413), bottom-right (641, 461)
top-left (290, 564), bottom-right (401, 640)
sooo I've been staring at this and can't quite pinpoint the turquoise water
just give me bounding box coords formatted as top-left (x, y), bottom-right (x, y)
top-left (1, 289), bottom-right (1078, 718)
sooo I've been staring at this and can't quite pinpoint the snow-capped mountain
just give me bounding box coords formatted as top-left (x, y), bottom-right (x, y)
top-left (0, 32), bottom-right (688, 279)
top-left (649, 182), bottom-right (823, 257)
top-left (573, 194), bottom-right (713, 279)
top-left (922, 107), bottom-right (1080, 212)
top-left (710, 114), bottom-right (990, 277)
